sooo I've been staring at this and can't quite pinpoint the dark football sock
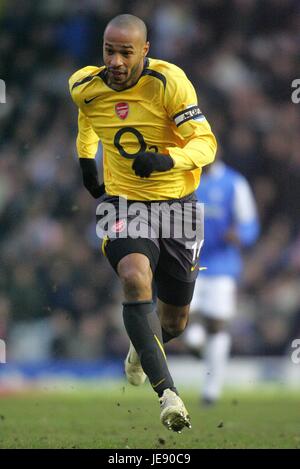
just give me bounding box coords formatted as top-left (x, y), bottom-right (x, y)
top-left (123, 301), bottom-right (177, 397)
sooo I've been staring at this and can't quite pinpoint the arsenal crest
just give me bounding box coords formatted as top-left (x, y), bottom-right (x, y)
top-left (111, 219), bottom-right (127, 233)
top-left (115, 102), bottom-right (129, 120)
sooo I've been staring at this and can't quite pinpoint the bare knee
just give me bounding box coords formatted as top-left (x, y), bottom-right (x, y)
top-left (121, 269), bottom-right (150, 299)
top-left (118, 254), bottom-right (152, 301)
top-left (159, 302), bottom-right (189, 337)
top-left (164, 319), bottom-right (187, 337)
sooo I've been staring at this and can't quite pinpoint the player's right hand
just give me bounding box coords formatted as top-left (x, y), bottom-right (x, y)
top-left (79, 158), bottom-right (105, 198)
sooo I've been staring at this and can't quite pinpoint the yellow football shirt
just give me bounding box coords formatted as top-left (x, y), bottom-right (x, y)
top-left (69, 58), bottom-right (217, 201)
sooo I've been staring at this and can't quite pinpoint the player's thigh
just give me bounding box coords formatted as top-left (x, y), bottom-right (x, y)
top-left (154, 218), bottom-right (199, 308)
top-left (155, 263), bottom-right (195, 333)
top-left (155, 264), bottom-right (196, 307)
top-left (97, 194), bottom-right (160, 275)
top-left (154, 219), bottom-right (198, 326)
top-left (117, 252), bottom-right (152, 286)
top-left (157, 192), bottom-right (203, 284)
top-left (104, 237), bottom-right (159, 276)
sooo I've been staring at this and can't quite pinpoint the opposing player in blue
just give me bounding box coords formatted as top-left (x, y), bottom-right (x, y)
top-left (185, 156), bottom-right (259, 405)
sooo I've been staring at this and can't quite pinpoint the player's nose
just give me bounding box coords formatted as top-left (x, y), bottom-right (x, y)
top-left (110, 53), bottom-right (123, 68)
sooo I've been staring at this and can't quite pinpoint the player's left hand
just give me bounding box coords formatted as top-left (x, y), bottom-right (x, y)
top-left (132, 152), bottom-right (174, 178)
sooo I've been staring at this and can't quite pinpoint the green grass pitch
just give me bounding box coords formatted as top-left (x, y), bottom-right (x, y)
top-left (0, 384), bottom-right (299, 449)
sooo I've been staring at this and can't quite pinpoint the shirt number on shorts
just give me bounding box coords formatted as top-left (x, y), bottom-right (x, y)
top-left (190, 239), bottom-right (203, 262)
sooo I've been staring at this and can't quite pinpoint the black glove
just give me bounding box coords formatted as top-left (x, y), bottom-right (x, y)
top-left (79, 158), bottom-right (105, 198)
top-left (132, 152), bottom-right (174, 178)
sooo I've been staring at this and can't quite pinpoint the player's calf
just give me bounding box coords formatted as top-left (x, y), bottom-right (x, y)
top-left (122, 301), bottom-right (176, 397)
top-left (158, 302), bottom-right (190, 343)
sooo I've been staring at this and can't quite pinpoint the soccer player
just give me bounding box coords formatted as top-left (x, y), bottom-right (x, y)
top-left (69, 14), bottom-right (217, 432)
top-left (184, 158), bottom-right (259, 405)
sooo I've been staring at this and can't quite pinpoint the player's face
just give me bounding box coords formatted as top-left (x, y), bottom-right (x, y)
top-left (103, 26), bottom-right (149, 90)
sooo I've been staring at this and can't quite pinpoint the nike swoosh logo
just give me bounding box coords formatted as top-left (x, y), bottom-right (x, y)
top-left (84, 96), bottom-right (100, 104)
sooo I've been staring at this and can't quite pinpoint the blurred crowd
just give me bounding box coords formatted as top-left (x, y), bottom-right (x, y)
top-left (0, 0), bottom-right (300, 361)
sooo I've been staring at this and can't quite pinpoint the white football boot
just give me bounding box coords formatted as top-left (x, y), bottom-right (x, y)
top-left (159, 389), bottom-right (191, 433)
top-left (124, 342), bottom-right (147, 386)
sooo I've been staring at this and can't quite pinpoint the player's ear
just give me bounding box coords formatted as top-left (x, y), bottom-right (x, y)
top-left (143, 41), bottom-right (150, 57)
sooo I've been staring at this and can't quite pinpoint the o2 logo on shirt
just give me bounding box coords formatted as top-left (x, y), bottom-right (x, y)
top-left (114, 127), bottom-right (158, 159)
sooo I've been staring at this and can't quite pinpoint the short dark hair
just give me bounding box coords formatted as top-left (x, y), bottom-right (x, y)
top-left (105, 14), bottom-right (147, 42)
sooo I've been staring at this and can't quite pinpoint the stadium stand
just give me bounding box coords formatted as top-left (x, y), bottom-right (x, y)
top-left (0, 0), bottom-right (300, 364)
